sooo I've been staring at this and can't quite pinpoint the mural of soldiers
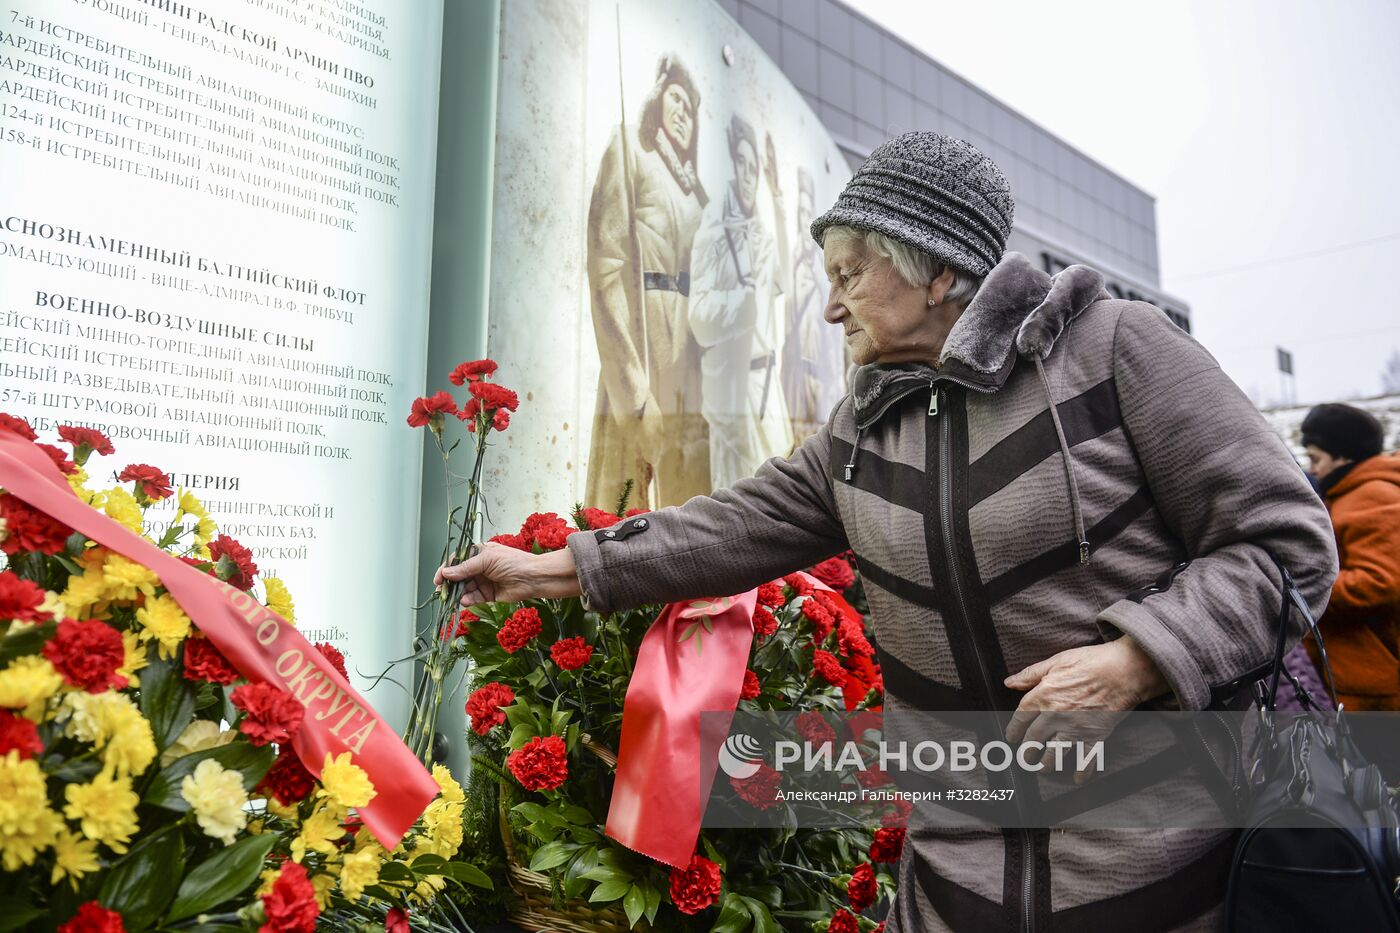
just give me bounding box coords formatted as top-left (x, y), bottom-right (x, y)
top-left (689, 114), bottom-right (793, 489)
top-left (781, 167), bottom-right (846, 441)
top-left (584, 55), bottom-right (712, 510)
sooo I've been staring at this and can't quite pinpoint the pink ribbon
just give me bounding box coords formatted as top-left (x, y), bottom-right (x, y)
top-left (0, 432), bottom-right (438, 848)
top-left (605, 573), bottom-right (868, 868)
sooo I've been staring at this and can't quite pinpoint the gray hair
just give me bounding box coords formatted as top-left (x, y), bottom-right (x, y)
top-left (823, 225), bottom-right (983, 304)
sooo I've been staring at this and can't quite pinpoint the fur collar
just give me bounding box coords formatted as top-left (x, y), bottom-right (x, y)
top-left (850, 252), bottom-right (1106, 429)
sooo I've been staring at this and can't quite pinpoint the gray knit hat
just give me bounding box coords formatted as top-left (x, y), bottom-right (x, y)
top-left (811, 132), bottom-right (1014, 277)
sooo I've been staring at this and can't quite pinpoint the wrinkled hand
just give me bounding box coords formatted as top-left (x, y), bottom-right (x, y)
top-left (1003, 637), bottom-right (1169, 784)
top-left (435, 542), bottom-right (581, 607)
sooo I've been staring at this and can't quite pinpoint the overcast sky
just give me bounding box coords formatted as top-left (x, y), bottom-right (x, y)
top-left (849, 0), bottom-right (1400, 407)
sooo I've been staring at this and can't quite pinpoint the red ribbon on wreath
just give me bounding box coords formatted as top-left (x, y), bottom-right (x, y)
top-left (605, 572), bottom-right (869, 868)
top-left (0, 431), bottom-right (438, 848)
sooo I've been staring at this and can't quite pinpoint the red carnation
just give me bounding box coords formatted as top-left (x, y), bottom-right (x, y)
top-left (848, 862), bottom-right (878, 911)
top-left (467, 379), bottom-right (519, 413)
top-left (811, 557), bottom-right (856, 592)
top-left (178, 555), bottom-right (213, 573)
top-left (58, 901), bottom-right (125, 933)
top-left (579, 507), bottom-right (621, 530)
top-left (752, 605), bottom-right (777, 638)
top-left (795, 711), bottom-right (836, 749)
top-left (0, 570), bottom-right (51, 623)
top-left (443, 608), bottom-right (476, 641)
top-left (882, 800), bottom-right (912, 829)
top-left (231, 683), bottom-right (304, 746)
top-left (837, 619), bottom-right (874, 659)
top-left (0, 494), bottom-right (74, 555)
top-left (874, 924), bottom-right (886, 933)
top-left (57, 425), bottom-right (115, 464)
top-left (209, 534), bottom-right (259, 591)
top-left (668, 854), bottom-right (722, 915)
top-left (42, 619), bottom-right (127, 693)
top-left (118, 463), bottom-right (173, 502)
top-left (0, 413), bottom-right (37, 441)
top-left (260, 860), bottom-right (319, 933)
top-left (783, 573), bottom-right (814, 597)
top-left (385, 907), bottom-right (410, 933)
top-left (869, 827), bottom-right (905, 863)
top-left (448, 359), bottom-right (498, 385)
top-left (491, 409), bottom-right (511, 432)
top-left (550, 637), bottom-right (593, 671)
top-left (497, 607), bottom-right (542, 654)
top-left (506, 734), bottom-right (568, 791)
top-left (828, 908), bottom-right (859, 933)
top-left (801, 599), bottom-right (836, 642)
top-left (519, 512), bottom-right (571, 552)
top-left (182, 636), bottom-right (241, 685)
top-left (730, 762), bottom-right (782, 810)
top-left (38, 443), bottom-right (78, 475)
top-left (314, 643), bottom-right (348, 680)
top-left (0, 709), bottom-right (43, 759)
top-left (624, 508), bottom-right (650, 518)
top-left (488, 532), bottom-right (528, 551)
top-left (857, 764), bottom-right (892, 789)
top-left (466, 682), bottom-right (515, 736)
top-left (812, 649), bottom-right (846, 686)
top-left (739, 669), bottom-right (761, 700)
top-left (756, 582), bottom-right (785, 608)
top-left (256, 745), bottom-right (317, 805)
top-left (406, 391), bottom-right (458, 429)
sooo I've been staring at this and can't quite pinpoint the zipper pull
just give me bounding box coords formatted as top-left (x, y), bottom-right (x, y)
top-left (928, 385), bottom-right (940, 416)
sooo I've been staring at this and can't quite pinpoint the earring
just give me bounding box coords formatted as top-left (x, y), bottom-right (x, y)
top-left (927, 298), bottom-right (938, 307)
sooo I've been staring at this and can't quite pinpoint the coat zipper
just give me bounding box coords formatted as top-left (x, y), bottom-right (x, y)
top-left (932, 383), bottom-right (1036, 933)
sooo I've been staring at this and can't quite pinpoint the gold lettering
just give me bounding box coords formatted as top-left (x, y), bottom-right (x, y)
top-left (255, 618), bottom-right (280, 645)
top-left (284, 657), bottom-right (322, 700)
top-left (316, 688), bottom-right (355, 722)
top-left (274, 649), bottom-right (304, 678)
top-left (342, 718), bottom-right (376, 755)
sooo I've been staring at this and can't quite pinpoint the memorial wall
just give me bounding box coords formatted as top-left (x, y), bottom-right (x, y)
top-left (0, 0), bottom-right (444, 724)
top-left (482, 0), bottom-right (851, 527)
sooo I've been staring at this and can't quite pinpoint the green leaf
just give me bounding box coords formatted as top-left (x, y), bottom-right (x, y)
top-left (99, 827), bottom-right (184, 929)
top-left (512, 802), bottom-right (549, 823)
top-left (563, 846), bottom-right (598, 900)
top-left (560, 804), bottom-right (594, 824)
top-left (0, 897), bottom-right (43, 933)
top-left (740, 896), bottom-right (779, 933)
top-left (166, 833), bottom-right (276, 922)
top-left (409, 853), bottom-right (448, 876)
top-left (528, 840), bottom-right (576, 872)
top-left (144, 742), bottom-right (275, 810)
top-left (139, 643), bottom-right (196, 752)
top-left (710, 892), bottom-right (751, 933)
top-left (506, 722), bottom-right (537, 750)
top-left (589, 877), bottom-right (631, 903)
top-left (700, 834), bottom-right (727, 872)
top-left (0, 620), bottom-right (54, 667)
top-left (441, 861), bottom-right (493, 889)
top-left (549, 707), bottom-right (572, 735)
top-left (580, 863), bottom-right (627, 884)
top-left (744, 884), bottom-right (783, 909)
top-left (623, 884), bottom-right (646, 929)
top-left (377, 861), bottom-right (415, 884)
top-left (643, 881), bottom-right (662, 924)
top-left (503, 701), bottom-right (536, 729)
top-left (678, 623), bottom-right (699, 643)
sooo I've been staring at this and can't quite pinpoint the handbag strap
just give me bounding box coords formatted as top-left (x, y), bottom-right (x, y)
top-left (1261, 550), bottom-right (1340, 712)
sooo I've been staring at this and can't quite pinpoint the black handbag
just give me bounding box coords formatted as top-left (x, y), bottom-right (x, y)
top-left (1225, 555), bottom-right (1400, 932)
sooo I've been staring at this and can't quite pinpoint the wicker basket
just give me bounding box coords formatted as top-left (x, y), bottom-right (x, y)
top-left (498, 738), bottom-right (649, 933)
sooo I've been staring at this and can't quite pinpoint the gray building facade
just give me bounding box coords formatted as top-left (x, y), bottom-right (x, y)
top-left (722, 0), bottom-right (1192, 330)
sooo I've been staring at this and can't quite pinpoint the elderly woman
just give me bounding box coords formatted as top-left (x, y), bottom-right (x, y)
top-left (442, 133), bottom-right (1335, 932)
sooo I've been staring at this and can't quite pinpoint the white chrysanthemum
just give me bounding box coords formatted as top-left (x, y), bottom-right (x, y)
top-left (159, 719), bottom-right (235, 767)
top-left (180, 758), bottom-right (249, 844)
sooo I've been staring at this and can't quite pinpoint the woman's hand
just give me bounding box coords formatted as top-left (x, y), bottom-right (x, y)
top-left (1002, 637), bottom-right (1170, 783)
top-left (435, 542), bottom-right (583, 607)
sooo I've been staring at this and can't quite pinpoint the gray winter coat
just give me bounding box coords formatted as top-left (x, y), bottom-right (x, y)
top-left (568, 252), bottom-right (1338, 932)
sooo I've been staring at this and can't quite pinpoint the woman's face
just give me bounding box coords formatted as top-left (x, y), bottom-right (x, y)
top-left (733, 138), bottom-right (759, 214)
top-left (660, 83), bottom-right (694, 152)
top-left (822, 236), bottom-right (948, 365)
top-left (1304, 444), bottom-right (1350, 481)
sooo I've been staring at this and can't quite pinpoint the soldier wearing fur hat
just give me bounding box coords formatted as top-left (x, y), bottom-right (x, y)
top-left (1301, 403), bottom-right (1400, 713)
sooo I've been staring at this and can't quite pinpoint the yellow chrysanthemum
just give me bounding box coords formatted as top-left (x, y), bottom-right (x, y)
top-left (135, 593), bottom-right (191, 658)
top-left (51, 827), bottom-right (100, 890)
top-left (66, 466), bottom-right (97, 501)
top-left (38, 589), bottom-right (65, 620)
top-left (116, 630), bottom-right (147, 689)
top-left (180, 758), bottom-right (249, 844)
top-left (418, 764), bottom-right (466, 858)
top-left (320, 752), bottom-right (377, 810)
top-left (60, 691), bottom-right (156, 778)
top-left (256, 867), bottom-right (279, 897)
top-left (0, 514), bottom-right (7, 545)
top-left (311, 869), bottom-right (337, 909)
top-left (159, 719), bottom-right (235, 767)
top-left (64, 771), bottom-right (140, 853)
top-left (263, 576), bottom-right (296, 626)
top-left (176, 489), bottom-right (203, 520)
top-left (0, 656), bottom-right (63, 720)
top-left (338, 845), bottom-right (381, 902)
top-left (101, 553), bottom-right (159, 601)
top-left (58, 566), bottom-right (107, 620)
top-left (411, 872), bottom-right (447, 905)
top-left (431, 763), bottom-right (465, 804)
top-left (102, 488), bottom-right (145, 535)
top-left (0, 751), bottom-right (61, 870)
top-left (291, 804), bottom-right (344, 863)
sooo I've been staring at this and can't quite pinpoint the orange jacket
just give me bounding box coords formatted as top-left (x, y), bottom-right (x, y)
top-left (1307, 453), bottom-right (1400, 710)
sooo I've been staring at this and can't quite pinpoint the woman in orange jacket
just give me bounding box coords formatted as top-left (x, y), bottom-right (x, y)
top-left (1301, 404), bottom-right (1400, 751)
